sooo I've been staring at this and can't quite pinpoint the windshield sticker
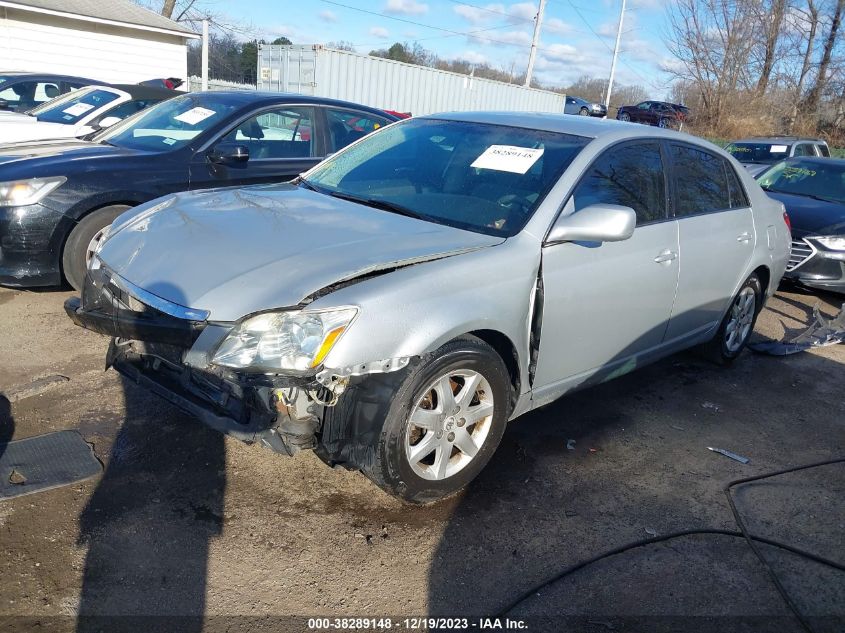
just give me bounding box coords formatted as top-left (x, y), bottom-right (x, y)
top-left (770, 145), bottom-right (788, 152)
top-left (62, 102), bottom-right (95, 117)
top-left (729, 146), bottom-right (751, 153)
top-left (471, 145), bottom-right (544, 174)
top-left (174, 107), bottom-right (216, 125)
top-left (162, 138), bottom-right (177, 145)
top-left (782, 166), bottom-right (816, 179)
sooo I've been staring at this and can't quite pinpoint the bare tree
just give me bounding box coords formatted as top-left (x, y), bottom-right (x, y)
top-left (785, 0), bottom-right (821, 129)
top-left (755, 0), bottom-right (789, 94)
top-left (803, 0), bottom-right (845, 114)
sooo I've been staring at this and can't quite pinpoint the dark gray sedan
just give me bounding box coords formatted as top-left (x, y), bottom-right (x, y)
top-left (564, 95), bottom-right (606, 117)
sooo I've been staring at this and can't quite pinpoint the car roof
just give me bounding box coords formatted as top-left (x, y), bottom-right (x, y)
top-left (0, 72), bottom-right (100, 82)
top-left (172, 91), bottom-right (402, 119)
top-left (733, 136), bottom-right (827, 144)
top-left (105, 84), bottom-right (180, 99)
top-left (418, 110), bottom-right (709, 143)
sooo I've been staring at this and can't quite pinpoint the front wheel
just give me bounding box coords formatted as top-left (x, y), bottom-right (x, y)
top-left (62, 205), bottom-right (130, 291)
top-left (579, 107), bottom-right (590, 116)
top-left (358, 336), bottom-right (511, 503)
top-left (619, 112), bottom-right (631, 122)
top-left (703, 273), bottom-right (762, 364)
top-left (658, 117), bottom-right (669, 128)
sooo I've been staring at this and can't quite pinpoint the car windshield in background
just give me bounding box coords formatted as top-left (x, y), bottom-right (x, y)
top-left (35, 88), bottom-right (119, 124)
top-left (725, 142), bottom-right (789, 164)
top-left (27, 89), bottom-right (81, 115)
top-left (758, 160), bottom-right (845, 204)
top-left (303, 118), bottom-right (589, 237)
top-left (95, 94), bottom-right (239, 151)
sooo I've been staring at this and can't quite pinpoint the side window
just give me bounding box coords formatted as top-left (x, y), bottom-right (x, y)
top-left (637, 102), bottom-right (650, 110)
top-left (571, 142), bottom-right (667, 225)
top-left (793, 143), bottom-right (815, 157)
top-left (671, 144), bottom-right (731, 216)
top-left (326, 108), bottom-right (390, 153)
top-left (34, 82), bottom-right (60, 103)
top-left (102, 99), bottom-right (153, 121)
top-left (818, 144), bottom-right (831, 157)
top-left (724, 162), bottom-right (749, 208)
top-left (0, 81), bottom-right (37, 108)
top-left (220, 106), bottom-right (314, 159)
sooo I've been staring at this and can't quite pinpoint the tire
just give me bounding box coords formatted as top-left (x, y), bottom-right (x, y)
top-left (354, 336), bottom-right (511, 504)
top-left (62, 205), bottom-right (130, 291)
top-left (658, 117), bottom-right (668, 128)
top-left (702, 273), bottom-right (763, 365)
top-left (619, 112), bottom-right (631, 122)
top-left (579, 107), bottom-right (590, 116)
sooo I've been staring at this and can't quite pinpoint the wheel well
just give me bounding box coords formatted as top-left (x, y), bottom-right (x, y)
top-left (468, 329), bottom-right (521, 406)
top-left (58, 201), bottom-right (136, 277)
top-left (752, 265), bottom-right (770, 297)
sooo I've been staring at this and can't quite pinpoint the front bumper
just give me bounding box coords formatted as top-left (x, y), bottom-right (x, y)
top-left (590, 106), bottom-right (607, 117)
top-left (783, 238), bottom-right (845, 294)
top-left (64, 268), bottom-right (327, 453)
top-left (0, 202), bottom-right (69, 287)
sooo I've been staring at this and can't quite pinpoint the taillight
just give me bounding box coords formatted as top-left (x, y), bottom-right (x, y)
top-left (783, 211), bottom-right (791, 232)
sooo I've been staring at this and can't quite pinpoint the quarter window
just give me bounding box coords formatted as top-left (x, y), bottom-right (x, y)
top-left (671, 144), bottom-right (731, 216)
top-left (725, 163), bottom-right (749, 208)
top-left (572, 142), bottom-right (667, 225)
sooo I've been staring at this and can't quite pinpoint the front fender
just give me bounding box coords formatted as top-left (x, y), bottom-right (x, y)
top-left (310, 232), bottom-right (541, 396)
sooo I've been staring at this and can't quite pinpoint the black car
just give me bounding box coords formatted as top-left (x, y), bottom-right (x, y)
top-left (0, 91), bottom-right (399, 290)
top-left (757, 157), bottom-right (845, 294)
top-left (0, 72), bottom-right (102, 111)
top-left (616, 100), bottom-right (687, 128)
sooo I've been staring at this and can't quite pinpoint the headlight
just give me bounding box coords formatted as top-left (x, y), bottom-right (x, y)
top-left (814, 236), bottom-right (845, 251)
top-left (212, 307), bottom-right (358, 372)
top-left (0, 177), bottom-right (66, 207)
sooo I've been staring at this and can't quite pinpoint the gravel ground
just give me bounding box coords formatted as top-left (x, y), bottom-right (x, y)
top-left (0, 283), bottom-right (842, 633)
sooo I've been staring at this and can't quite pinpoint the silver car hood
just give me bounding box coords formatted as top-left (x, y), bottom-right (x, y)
top-left (99, 184), bottom-right (504, 321)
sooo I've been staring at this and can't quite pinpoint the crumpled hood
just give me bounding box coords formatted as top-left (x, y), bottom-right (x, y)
top-left (99, 183), bottom-right (504, 321)
top-left (767, 191), bottom-right (845, 237)
top-left (0, 120), bottom-right (81, 144)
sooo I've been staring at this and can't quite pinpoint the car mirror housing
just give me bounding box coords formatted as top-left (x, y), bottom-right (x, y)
top-left (546, 203), bottom-right (636, 244)
top-left (209, 142), bottom-right (250, 164)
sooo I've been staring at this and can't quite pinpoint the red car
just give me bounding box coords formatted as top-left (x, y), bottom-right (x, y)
top-left (616, 101), bottom-right (687, 128)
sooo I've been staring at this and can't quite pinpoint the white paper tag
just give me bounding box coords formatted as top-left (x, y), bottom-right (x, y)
top-left (62, 102), bottom-right (95, 116)
top-left (174, 107), bottom-right (216, 125)
top-left (770, 144), bottom-right (788, 152)
top-left (471, 145), bottom-right (544, 174)
top-left (162, 137), bottom-right (177, 145)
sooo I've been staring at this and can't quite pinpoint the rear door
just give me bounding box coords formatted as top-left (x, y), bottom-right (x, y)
top-left (534, 141), bottom-right (679, 394)
top-left (189, 105), bottom-right (322, 188)
top-left (663, 143), bottom-right (755, 342)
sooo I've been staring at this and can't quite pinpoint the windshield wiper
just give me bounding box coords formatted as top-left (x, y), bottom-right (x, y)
top-left (295, 176), bottom-right (324, 193)
top-left (328, 190), bottom-right (432, 221)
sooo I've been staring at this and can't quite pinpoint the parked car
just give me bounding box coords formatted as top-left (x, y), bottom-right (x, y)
top-left (564, 95), bottom-right (607, 117)
top-left (726, 137), bottom-right (831, 177)
top-left (0, 72), bottom-right (102, 112)
top-left (0, 84), bottom-right (176, 144)
top-left (0, 91), bottom-right (399, 290)
top-left (757, 157), bottom-right (845, 294)
top-left (616, 101), bottom-right (686, 128)
top-left (139, 78), bottom-right (184, 90)
top-left (65, 114), bottom-right (790, 503)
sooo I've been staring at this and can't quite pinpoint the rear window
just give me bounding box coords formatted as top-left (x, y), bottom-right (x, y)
top-left (671, 144), bottom-right (732, 216)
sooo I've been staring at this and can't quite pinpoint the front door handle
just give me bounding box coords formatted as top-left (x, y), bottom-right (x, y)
top-left (737, 232), bottom-right (752, 243)
top-left (654, 250), bottom-right (678, 264)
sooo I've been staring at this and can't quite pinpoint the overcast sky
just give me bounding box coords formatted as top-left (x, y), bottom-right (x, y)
top-left (237, 0), bottom-right (675, 96)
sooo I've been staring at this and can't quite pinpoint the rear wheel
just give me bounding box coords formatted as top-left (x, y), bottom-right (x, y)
top-left (357, 336), bottom-right (511, 503)
top-left (703, 274), bottom-right (762, 364)
top-left (62, 205), bottom-right (130, 291)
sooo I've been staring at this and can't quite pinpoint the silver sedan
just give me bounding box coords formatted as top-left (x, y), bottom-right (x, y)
top-left (67, 113), bottom-right (791, 503)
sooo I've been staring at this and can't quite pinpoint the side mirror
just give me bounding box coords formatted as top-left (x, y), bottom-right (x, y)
top-left (0, 99), bottom-right (9, 111)
top-left (98, 116), bottom-right (122, 129)
top-left (546, 203), bottom-right (636, 244)
top-left (209, 142), bottom-right (249, 164)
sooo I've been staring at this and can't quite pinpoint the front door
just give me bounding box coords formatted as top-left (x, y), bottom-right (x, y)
top-left (533, 141), bottom-right (680, 401)
top-left (189, 105), bottom-right (322, 189)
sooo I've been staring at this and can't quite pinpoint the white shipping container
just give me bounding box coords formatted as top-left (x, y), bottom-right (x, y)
top-left (257, 45), bottom-right (565, 115)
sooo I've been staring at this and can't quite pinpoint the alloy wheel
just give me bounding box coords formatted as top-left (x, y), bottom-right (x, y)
top-left (725, 286), bottom-right (756, 353)
top-left (405, 369), bottom-right (494, 481)
top-left (85, 228), bottom-right (107, 266)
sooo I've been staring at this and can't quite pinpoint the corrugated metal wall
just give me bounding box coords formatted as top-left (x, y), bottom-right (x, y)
top-left (258, 45), bottom-right (565, 115)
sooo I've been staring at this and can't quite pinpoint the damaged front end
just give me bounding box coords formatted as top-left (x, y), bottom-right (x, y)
top-left (64, 262), bottom-right (354, 456)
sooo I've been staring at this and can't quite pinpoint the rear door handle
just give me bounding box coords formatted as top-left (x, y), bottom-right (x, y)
top-left (737, 232), bottom-right (752, 243)
top-left (654, 250), bottom-right (677, 264)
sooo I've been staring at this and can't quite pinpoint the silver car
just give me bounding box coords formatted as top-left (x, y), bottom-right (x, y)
top-left (66, 114), bottom-right (791, 503)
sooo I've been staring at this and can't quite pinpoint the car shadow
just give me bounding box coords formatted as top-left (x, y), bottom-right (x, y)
top-left (76, 284), bottom-right (225, 632)
top-left (0, 394), bottom-right (13, 463)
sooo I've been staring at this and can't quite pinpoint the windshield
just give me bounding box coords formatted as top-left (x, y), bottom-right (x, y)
top-left (28, 89), bottom-right (84, 116)
top-left (35, 88), bottom-right (119, 124)
top-left (757, 160), bottom-right (845, 204)
top-left (303, 118), bottom-right (589, 237)
top-left (95, 94), bottom-right (239, 151)
top-left (726, 142), bottom-right (790, 164)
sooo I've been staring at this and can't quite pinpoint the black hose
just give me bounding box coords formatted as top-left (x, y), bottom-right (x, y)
top-left (496, 457), bottom-right (845, 633)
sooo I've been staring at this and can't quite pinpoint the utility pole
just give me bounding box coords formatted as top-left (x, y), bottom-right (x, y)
top-left (605, 0), bottom-right (626, 109)
top-left (524, 0), bottom-right (547, 87)
top-left (201, 19), bottom-right (209, 91)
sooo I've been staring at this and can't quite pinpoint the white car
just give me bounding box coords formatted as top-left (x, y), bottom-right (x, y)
top-left (0, 84), bottom-right (176, 144)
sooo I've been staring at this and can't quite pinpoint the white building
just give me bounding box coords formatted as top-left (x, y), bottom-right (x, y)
top-left (0, 0), bottom-right (199, 84)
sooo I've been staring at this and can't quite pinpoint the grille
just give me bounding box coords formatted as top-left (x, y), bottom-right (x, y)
top-left (786, 239), bottom-right (815, 272)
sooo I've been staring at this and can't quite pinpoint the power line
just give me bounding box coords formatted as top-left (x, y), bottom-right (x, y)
top-left (445, 0), bottom-right (536, 24)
